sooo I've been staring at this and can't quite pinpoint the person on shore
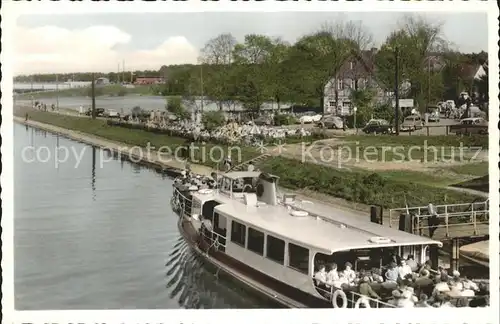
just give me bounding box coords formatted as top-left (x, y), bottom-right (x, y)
top-left (223, 155), bottom-right (232, 171)
top-left (247, 161), bottom-right (255, 172)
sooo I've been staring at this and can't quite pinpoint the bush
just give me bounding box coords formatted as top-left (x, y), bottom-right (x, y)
top-left (273, 114), bottom-right (297, 126)
top-left (117, 87), bottom-right (128, 96)
top-left (202, 111), bottom-right (226, 131)
top-left (166, 96), bottom-right (190, 120)
top-left (20, 110), bottom-right (484, 209)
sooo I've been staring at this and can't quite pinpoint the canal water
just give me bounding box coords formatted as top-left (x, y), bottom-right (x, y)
top-left (14, 123), bottom-right (270, 309)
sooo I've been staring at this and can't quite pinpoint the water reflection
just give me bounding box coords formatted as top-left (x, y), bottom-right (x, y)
top-left (91, 146), bottom-right (96, 201)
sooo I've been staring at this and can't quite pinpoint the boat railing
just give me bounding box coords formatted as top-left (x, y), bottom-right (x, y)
top-left (347, 291), bottom-right (396, 308)
top-left (388, 201), bottom-right (489, 238)
top-left (315, 285), bottom-right (396, 308)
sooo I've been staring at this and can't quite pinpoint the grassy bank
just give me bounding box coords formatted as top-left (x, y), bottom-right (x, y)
top-left (17, 84), bottom-right (158, 100)
top-left (17, 109), bottom-right (484, 208)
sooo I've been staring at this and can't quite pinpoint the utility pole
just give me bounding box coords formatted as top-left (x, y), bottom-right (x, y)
top-left (394, 47), bottom-right (400, 136)
top-left (30, 75), bottom-right (34, 107)
top-left (56, 74), bottom-right (59, 110)
top-left (122, 60), bottom-right (125, 84)
top-left (200, 65), bottom-right (204, 113)
top-left (117, 63), bottom-right (121, 84)
top-left (91, 73), bottom-right (96, 119)
top-left (427, 57), bottom-right (431, 111)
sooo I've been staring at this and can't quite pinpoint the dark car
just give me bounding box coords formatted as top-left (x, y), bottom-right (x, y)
top-left (362, 119), bottom-right (393, 135)
top-left (85, 108), bottom-right (105, 117)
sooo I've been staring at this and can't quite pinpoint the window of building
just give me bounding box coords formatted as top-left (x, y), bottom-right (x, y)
top-left (329, 101), bottom-right (336, 107)
top-left (288, 243), bottom-right (310, 274)
top-left (266, 235), bottom-right (285, 264)
top-left (350, 61), bottom-right (354, 70)
top-left (247, 227), bottom-right (265, 255)
top-left (230, 221), bottom-right (246, 246)
top-left (337, 79), bottom-right (343, 90)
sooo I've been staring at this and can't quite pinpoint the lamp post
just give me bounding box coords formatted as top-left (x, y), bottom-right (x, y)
top-left (353, 106), bottom-right (358, 134)
top-left (91, 73), bottom-right (96, 119)
top-left (394, 46), bottom-right (400, 136)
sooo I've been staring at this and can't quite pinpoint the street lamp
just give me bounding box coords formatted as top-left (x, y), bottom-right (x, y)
top-left (394, 46), bottom-right (400, 136)
top-left (353, 106), bottom-right (358, 133)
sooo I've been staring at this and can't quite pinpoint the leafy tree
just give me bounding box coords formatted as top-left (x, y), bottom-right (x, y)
top-left (349, 88), bottom-right (376, 126)
top-left (166, 96), bottom-right (190, 120)
top-left (375, 15), bottom-right (448, 111)
top-left (202, 111), bottom-right (226, 131)
top-left (199, 33), bottom-right (237, 111)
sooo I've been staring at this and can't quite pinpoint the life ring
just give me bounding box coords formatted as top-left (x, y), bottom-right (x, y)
top-left (354, 297), bottom-right (371, 308)
top-left (291, 210), bottom-right (309, 217)
top-left (369, 236), bottom-right (391, 244)
top-left (332, 290), bottom-right (347, 309)
top-left (198, 189), bottom-right (213, 194)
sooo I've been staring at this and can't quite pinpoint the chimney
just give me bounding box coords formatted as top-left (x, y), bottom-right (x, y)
top-left (256, 173), bottom-right (279, 206)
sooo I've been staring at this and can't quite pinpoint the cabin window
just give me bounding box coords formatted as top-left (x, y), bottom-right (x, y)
top-left (288, 243), bottom-right (310, 274)
top-left (266, 235), bottom-right (285, 264)
top-left (230, 221), bottom-right (246, 246)
top-left (247, 227), bottom-right (265, 255)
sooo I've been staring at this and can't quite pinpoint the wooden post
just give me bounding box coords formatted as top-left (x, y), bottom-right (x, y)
top-left (450, 238), bottom-right (460, 272)
top-left (91, 73), bottom-right (96, 119)
top-left (426, 126), bottom-right (430, 136)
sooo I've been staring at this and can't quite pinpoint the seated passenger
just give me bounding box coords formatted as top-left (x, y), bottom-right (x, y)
top-left (387, 290), bottom-right (401, 307)
top-left (314, 264), bottom-right (328, 286)
top-left (415, 294), bottom-right (431, 307)
top-left (432, 277), bottom-right (451, 297)
top-left (384, 262), bottom-right (399, 285)
top-left (418, 260), bottom-right (432, 276)
top-left (406, 255), bottom-right (419, 272)
top-left (359, 276), bottom-right (380, 299)
top-left (398, 260), bottom-right (413, 280)
top-left (397, 290), bottom-right (415, 308)
top-left (343, 262), bottom-right (356, 284)
top-left (326, 263), bottom-right (340, 288)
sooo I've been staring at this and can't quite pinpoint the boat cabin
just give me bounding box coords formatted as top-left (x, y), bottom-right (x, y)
top-left (179, 171), bottom-right (443, 303)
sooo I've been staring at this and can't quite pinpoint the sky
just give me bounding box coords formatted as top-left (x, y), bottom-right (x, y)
top-left (13, 12), bottom-right (488, 75)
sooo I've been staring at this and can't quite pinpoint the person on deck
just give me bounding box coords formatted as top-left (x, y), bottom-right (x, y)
top-left (343, 262), bottom-right (356, 284)
top-left (247, 161), bottom-right (255, 172)
top-left (384, 262), bottom-right (399, 286)
top-left (406, 255), bottom-right (419, 272)
top-left (359, 276), bottom-right (380, 300)
top-left (398, 260), bottom-right (413, 280)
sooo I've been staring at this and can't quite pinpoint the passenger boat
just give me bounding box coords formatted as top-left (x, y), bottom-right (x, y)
top-left (170, 171), bottom-right (480, 308)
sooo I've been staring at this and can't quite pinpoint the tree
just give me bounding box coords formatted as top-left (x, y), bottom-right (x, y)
top-left (232, 34), bottom-right (277, 112)
top-left (199, 33), bottom-right (237, 111)
top-left (286, 21), bottom-right (373, 109)
top-left (166, 96), bottom-right (190, 120)
top-left (202, 111), bottom-right (226, 131)
top-left (349, 88), bottom-right (376, 126)
top-left (375, 15), bottom-right (448, 111)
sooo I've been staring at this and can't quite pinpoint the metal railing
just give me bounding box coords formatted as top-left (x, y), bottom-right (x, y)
top-left (388, 201), bottom-right (489, 238)
top-left (316, 284), bottom-right (396, 308)
top-left (348, 291), bottom-right (396, 308)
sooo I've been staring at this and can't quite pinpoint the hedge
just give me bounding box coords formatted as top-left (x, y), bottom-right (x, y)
top-left (18, 109), bottom-right (483, 208)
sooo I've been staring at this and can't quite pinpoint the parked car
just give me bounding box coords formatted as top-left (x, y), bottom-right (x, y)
top-left (85, 108), bottom-right (105, 117)
top-left (104, 109), bottom-right (120, 118)
top-left (298, 112), bottom-right (322, 124)
top-left (400, 114), bottom-right (424, 132)
top-left (362, 119), bottom-right (393, 135)
top-left (428, 109), bottom-right (440, 122)
top-left (449, 117), bottom-right (488, 135)
top-left (317, 115), bottom-right (344, 129)
top-left (253, 115), bottom-right (272, 126)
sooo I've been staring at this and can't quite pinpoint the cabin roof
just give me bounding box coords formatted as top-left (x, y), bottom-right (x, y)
top-left (223, 171), bottom-right (262, 180)
top-left (213, 198), bottom-right (442, 254)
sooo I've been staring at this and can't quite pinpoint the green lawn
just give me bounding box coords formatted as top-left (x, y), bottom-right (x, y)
top-left (16, 109), bottom-right (484, 208)
top-left (448, 162), bottom-right (489, 176)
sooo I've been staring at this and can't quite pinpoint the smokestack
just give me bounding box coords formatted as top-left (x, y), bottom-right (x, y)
top-left (256, 174), bottom-right (279, 206)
